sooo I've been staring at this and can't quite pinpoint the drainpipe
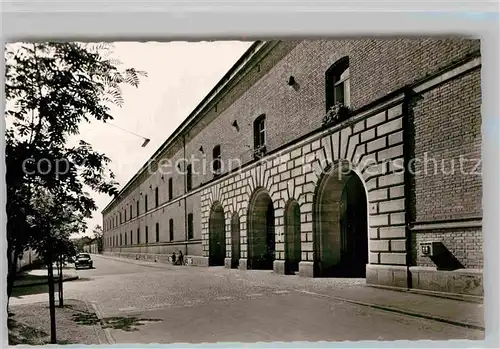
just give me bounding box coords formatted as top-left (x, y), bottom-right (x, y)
top-left (402, 88), bottom-right (413, 290)
top-left (183, 133), bottom-right (188, 256)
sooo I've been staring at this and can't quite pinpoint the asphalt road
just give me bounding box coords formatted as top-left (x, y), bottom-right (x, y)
top-left (10, 254), bottom-right (484, 344)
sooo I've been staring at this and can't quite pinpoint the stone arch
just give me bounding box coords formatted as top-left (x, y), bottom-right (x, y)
top-left (284, 199), bottom-right (301, 274)
top-left (208, 201), bottom-right (226, 266)
top-left (313, 160), bottom-right (369, 277)
top-left (247, 187), bottom-right (276, 270)
top-left (230, 212), bottom-right (241, 268)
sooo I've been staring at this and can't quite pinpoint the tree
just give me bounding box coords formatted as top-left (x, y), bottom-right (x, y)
top-left (92, 225), bottom-right (103, 253)
top-left (5, 42), bottom-right (147, 341)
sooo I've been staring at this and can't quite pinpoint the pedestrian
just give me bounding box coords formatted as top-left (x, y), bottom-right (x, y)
top-left (178, 250), bottom-right (184, 266)
top-left (171, 252), bottom-right (176, 265)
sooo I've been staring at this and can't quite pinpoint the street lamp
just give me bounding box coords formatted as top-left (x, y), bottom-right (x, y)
top-left (105, 122), bottom-right (151, 148)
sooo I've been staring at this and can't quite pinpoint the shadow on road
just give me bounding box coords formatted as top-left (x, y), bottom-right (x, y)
top-left (72, 313), bottom-right (162, 332)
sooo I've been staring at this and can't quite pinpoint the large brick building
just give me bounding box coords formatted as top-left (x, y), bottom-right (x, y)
top-left (102, 39), bottom-right (483, 296)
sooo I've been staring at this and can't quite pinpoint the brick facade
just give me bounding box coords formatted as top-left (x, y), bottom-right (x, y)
top-left (102, 39), bottom-right (482, 296)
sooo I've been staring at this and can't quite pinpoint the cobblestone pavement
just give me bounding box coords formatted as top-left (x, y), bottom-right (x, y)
top-left (10, 254), bottom-right (485, 344)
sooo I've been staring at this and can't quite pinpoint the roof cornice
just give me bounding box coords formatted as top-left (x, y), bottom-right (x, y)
top-left (102, 40), bottom-right (275, 214)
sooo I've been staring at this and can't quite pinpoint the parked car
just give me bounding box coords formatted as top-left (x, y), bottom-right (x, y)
top-left (74, 253), bottom-right (93, 269)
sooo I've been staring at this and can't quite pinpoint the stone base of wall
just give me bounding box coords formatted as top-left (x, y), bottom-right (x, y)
top-left (239, 258), bottom-right (249, 270)
top-left (299, 261), bottom-right (315, 277)
top-left (102, 251), bottom-right (209, 267)
top-left (366, 264), bottom-right (410, 289)
top-left (273, 260), bottom-right (286, 275)
top-left (410, 266), bottom-right (483, 296)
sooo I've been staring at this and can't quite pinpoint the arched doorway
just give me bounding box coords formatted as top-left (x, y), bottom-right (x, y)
top-left (314, 162), bottom-right (368, 277)
top-left (209, 202), bottom-right (226, 266)
top-left (248, 188), bottom-right (275, 270)
top-left (284, 200), bottom-right (301, 274)
top-left (230, 212), bottom-right (240, 268)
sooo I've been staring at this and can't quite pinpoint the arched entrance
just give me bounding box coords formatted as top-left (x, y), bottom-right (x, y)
top-left (248, 188), bottom-right (275, 270)
top-left (209, 202), bottom-right (226, 266)
top-left (284, 200), bottom-right (301, 274)
top-left (230, 212), bottom-right (240, 268)
top-left (314, 162), bottom-right (368, 277)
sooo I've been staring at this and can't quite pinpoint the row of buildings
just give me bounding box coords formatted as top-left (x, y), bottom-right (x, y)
top-left (102, 39), bottom-right (483, 296)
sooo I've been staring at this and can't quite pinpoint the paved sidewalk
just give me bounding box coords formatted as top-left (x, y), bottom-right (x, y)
top-left (96, 254), bottom-right (484, 330)
top-left (8, 299), bottom-right (107, 345)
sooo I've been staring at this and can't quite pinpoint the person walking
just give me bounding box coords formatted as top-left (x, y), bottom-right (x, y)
top-left (171, 252), bottom-right (176, 265)
top-left (178, 250), bottom-right (184, 266)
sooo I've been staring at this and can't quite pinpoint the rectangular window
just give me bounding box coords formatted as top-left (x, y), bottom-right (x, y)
top-left (124, 232), bottom-right (127, 245)
top-left (136, 200), bottom-right (140, 216)
top-left (169, 219), bottom-right (174, 241)
top-left (137, 228), bottom-right (140, 244)
top-left (253, 115), bottom-right (266, 149)
top-left (145, 226), bottom-right (149, 244)
top-left (156, 223), bottom-right (160, 242)
top-left (130, 230), bottom-right (133, 245)
top-left (120, 234), bottom-right (122, 246)
top-left (186, 164), bottom-right (192, 191)
top-left (155, 187), bottom-right (159, 207)
top-left (130, 205), bottom-right (132, 219)
top-left (168, 178), bottom-right (173, 201)
top-left (124, 209), bottom-right (127, 222)
top-left (145, 195), bottom-right (148, 212)
top-left (213, 145), bottom-right (221, 176)
top-left (187, 213), bottom-right (194, 240)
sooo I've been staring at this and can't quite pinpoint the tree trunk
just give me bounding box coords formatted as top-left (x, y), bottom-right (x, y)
top-left (6, 244), bottom-right (19, 314)
top-left (47, 255), bottom-right (57, 344)
top-left (58, 257), bottom-right (64, 308)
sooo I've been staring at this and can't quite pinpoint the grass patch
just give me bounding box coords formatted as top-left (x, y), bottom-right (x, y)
top-left (8, 318), bottom-right (50, 345)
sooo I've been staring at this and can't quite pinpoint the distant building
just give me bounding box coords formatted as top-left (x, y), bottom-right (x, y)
top-left (102, 39), bottom-right (482, 296)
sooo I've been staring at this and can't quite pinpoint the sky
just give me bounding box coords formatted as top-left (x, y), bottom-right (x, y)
top-left (75, 41), bottom-right (254, 237)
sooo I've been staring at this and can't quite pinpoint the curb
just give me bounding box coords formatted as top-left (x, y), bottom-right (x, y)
top-left (13, 276), bottom-right (79, 288)
top-left (90, 301), bottom-right (115, 344)
top-left (297, 290), bottom-right (485, 331)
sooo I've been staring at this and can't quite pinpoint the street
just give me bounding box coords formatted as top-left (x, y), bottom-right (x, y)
top-left (10, 255), bottom-right (484, 344)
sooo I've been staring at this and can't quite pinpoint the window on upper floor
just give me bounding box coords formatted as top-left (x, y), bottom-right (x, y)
top-left (136, 200), bottom-right (140, 216)
top-left (169, 219), bottom-right (174, 241)
top-left (253, 114), bottom-right (266, 150)
top-left (145, 194), bottom-right (148, 212)
top-left (212, 145), bottom-right (221, 176)
top-left (168, 178), bottom-right (173, 201)
top-left (130, 205), bottom-right (132, 219)
top-left (187, 213), bottom-right (194, 240)
top-left (155, 187), bottom-right (159, 207)
top-left (124, 209), bottom-right (127, 222)
top-left (326, 56), bottom-right (350, 110)
top-left (156, 222), bottom-right (160, 243)
top-left (186, 164), bottom-right (193, 191)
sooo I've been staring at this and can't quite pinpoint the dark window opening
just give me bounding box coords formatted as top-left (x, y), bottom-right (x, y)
top-left (186, 164), bottom-right (192, 191)
top-left (130, 205), bottom-right (132, 219)
top-left (145, 195), bottom-right (148, 212)
top-left (145, 226), bottom-right (149, 244)
top-left (169, 219), bottom-right (174, 241)
top-left (136, 200), bottom-right (140, 216)
top-left (212, 145), bottom-right (221, 176)
top-left (137, 228), bottom-right (140, 244)
top-left (168, 178), bottom-right (173, 201)
top-left (188, 213), bottom-right (194, 240)
top-left (155, 187), bottom-right (159, 207)
top-left (156, 222), bottom-right (160, 242)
